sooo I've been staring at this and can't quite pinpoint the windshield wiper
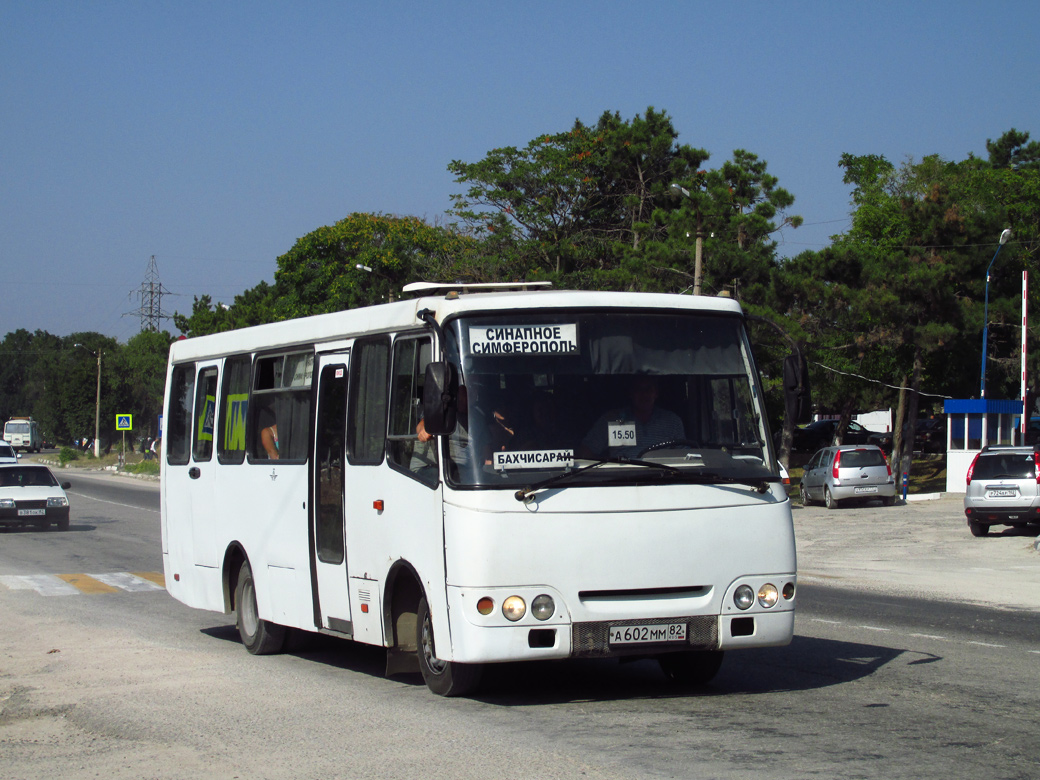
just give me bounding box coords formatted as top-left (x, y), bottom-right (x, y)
top-left (514, 457), bottom-right (682, 502)
top-left (514, 458), bottom-right (778, 501)
top-left (654, 471), bottom-right (778, 493)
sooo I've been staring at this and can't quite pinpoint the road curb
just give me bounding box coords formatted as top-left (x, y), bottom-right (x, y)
top-left (34, 457), bottom-right (161, 483)
top-left (905, 492), bottom-right (944, 502)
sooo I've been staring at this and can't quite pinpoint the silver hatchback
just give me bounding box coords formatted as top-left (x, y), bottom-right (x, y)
top-left (963, 446), bottom-right (1040, 536)
top-left (799, 444), bottom-right (896, 509)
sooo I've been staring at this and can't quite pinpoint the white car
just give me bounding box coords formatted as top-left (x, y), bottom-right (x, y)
top-left (0, 443), bottom-right (19, 463)
top-left (0, 464), bottom-right (71, 531)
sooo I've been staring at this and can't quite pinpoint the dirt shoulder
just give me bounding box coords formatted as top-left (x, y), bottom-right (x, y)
top-left (794, 494), bottom-right (1040, 612)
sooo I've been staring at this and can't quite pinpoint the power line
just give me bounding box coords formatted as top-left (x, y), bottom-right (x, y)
top-left (810, 360), bottom-right (953, 399)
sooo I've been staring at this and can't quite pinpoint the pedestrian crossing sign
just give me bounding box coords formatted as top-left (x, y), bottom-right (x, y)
top-left (116, 414), bottom-right (133, 431)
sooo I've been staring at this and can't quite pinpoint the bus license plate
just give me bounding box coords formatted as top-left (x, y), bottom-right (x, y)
top-left (854, 486), bottom-right (878, 494)
top-left (18, 508), bottom-right (45, 516)
top-left (987, 489), bottom-right (1017, 498)
top-left (608, 623), bottom-right (687, 645)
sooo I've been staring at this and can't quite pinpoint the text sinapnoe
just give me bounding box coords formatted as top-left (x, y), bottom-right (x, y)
top-left (469, 324), bottom-right (578, 356)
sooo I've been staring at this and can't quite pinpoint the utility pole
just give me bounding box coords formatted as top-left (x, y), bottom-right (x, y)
top-left (670, 183), bottom-right (705, 296)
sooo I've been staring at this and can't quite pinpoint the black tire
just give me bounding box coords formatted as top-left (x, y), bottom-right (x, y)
top-left (882, 494), bottom-right (896, 507)
top-left (824, 487), bottom-right (839, 510)
top-left (968, 519), bottom-right (990, 537)
top-left (56, 516), bottom-right (70, 532)
top-left (33, 520), bottom-right (49, 532)
top-left (799, 483), bottom-right (813, 506)
top-left (658, 650), bottom-right (725, 686)
top-left (235, 560), bottom-right (286, 655)
top-left (416, 596), bottom-right (482, 697)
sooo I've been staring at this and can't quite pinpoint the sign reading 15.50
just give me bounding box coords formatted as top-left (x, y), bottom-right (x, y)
top-left (608, 423), bottom-right (636, 446)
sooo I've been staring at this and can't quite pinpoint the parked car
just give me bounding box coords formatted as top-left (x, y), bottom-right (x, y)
top-left (868, 418), bottom-right (947, 455)
top-left (0, 464), bottom-right (71, 531)
top-left (0, 443), bottom-right (20, 463)
top-left (963, 445), bottom-right (1040, 537)
top-left (784, 419), bottom-right (878, 452)
top-left (799, 444), bottom-right (897, 509)
top-left (914, 418), bottom-right (946, 452)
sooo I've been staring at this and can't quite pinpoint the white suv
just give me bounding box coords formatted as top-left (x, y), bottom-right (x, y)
top-left (963, 446), bottom-right (1040, 536)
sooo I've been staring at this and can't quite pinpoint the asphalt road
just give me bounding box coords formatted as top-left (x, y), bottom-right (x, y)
top-left (1, 471), bottom-right (1037, 779)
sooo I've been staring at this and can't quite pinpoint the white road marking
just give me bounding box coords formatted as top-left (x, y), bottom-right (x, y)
top-left (65, 491), bottom-right (160, 515)
top-left (89, 572), bottom-right (164, 591)
top-left (0, 574), bottom-right (81, 596)
top-left (0, 572), bottom-right (165, 596)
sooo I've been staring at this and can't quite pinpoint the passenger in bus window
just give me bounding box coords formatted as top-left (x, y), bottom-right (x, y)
top-left (416, 383), bottom-right (509, 480)
top-left (260, 422), bottom-right (279, 459)
top-left (577, 376), bottom-right (684, 459)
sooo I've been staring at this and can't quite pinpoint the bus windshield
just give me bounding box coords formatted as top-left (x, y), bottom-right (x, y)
top-left (441, 310), bottom-right (776, 489)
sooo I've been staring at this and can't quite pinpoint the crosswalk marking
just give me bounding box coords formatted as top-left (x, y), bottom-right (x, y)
top-left (0, 572), bottom-right (166, 596)
top-left (89, 572), bottom-right (165, 592)
top-left (132, 571), bottom-right (166, 587)
top-left (56, 573), bottom-right (120, 594)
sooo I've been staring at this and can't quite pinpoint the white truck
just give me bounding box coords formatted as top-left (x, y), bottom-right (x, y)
top-left (3, 417), bottom-right (41, 452)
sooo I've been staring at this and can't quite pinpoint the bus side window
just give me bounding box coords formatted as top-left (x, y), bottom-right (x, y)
top-left (192, 367), bottom-right (218, 462)
top-left (347, 337), bottom-right (389, 465)
top-left (387, 336), bottom-right (436, 485)
top-left (167, 364), bottom-right (195, 466)
top-left (250, 351), bottom-right (314, 462)
top-left (217, 355), bottom-right (250, 465)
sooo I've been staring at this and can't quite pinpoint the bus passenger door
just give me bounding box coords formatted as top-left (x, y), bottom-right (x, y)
top-left (189, 363), bottom-right (220, 568)
top-left (312, 354), bottom-right (352, 633)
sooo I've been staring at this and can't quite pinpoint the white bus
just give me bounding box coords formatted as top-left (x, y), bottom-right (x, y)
top-left (4, 417), bottom-right (41, 453)
top-left (161, 285), bottom-right (801, 696)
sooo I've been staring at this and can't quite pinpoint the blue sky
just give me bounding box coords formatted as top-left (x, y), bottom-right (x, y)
top-left (2, 1), bottom-right (1038, 342)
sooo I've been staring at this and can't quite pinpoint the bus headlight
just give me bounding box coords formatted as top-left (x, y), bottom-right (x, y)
top-left (734, 585), bottom-right (755, 610)
top-left (782, 582), bottom-right (796, 601)
top-left (502, 596), bottom-right (526, 621)
top-left (476, 597), bottom-right (495, 616)
top-left (531, 594), bottom-right (555, 620)
top-left (757, 583), bottom-right (779, 608)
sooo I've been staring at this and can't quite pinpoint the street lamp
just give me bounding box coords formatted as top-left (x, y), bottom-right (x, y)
top-left (669, 182), bottom-right (704, 296)
top-left (74, 343), bottom-right (102, 458)
top-left (980, 228), bottom-right (1013, 398)
top-left (356, 263), bottom-right (393, 301)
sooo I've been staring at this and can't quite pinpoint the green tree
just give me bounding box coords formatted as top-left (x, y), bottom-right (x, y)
top-left (173, 282), bottom-right (279, 339)
top-left (448, 107), bottom-right (710, 286)
top-left (273, 213), bottom-right (479, 317)
top-left (808, 142), bottom-right (1037, 474)
top-left (56, 334), bottom-right (120, 450)
top-left (114, 330), bottom-right (174, 440)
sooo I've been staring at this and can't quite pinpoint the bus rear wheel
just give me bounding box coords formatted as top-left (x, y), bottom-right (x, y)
top-left (416, 596), bottom-right (482, 697)
top-left (235, 560), bottom-right (286, 655)
top-left (658, 650), bottom-right (724, 686)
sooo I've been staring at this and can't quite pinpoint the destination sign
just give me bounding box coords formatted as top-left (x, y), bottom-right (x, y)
top-left (492, 449), bottom-right (575, 470)
top-left (468, 324), bottom-right (578, 356)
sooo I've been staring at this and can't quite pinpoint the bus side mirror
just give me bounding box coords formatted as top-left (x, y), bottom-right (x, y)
top-left (422, 362), bottom-right (458, 436)
top-left (783, 353), bottom-right (812, 425)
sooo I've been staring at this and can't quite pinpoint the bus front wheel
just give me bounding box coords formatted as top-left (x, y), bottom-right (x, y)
top-left (658, 650), bottom-right (724, 686)
top-left (235, 560), bottom-right (286, 655)
top-left (416, 596), bottom-right (482, 697)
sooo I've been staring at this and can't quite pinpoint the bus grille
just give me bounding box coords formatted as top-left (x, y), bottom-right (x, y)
top-left (571, 616), bottom-right (719, 657)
